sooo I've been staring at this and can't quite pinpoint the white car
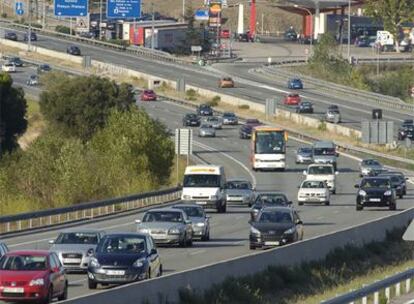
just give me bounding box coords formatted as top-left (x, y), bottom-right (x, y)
top-left (2, 62), bottom-right (16, 73)
top-left (303, 164), bottom-right (338, 194)
top-left (298, 180), bottom-right (330, 206)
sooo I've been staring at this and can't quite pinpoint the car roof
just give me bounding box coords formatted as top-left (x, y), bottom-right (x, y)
top-left (227, 178), bottom-right (251, 182)
top-left (256, 192), bottom-right (286, 196)
top-left (59, 228), bottom-right (101, 233)
top-left (6, 250), bottom-right (50, 256)
top-left (147, 207), bottom-right (184, 213)
top-left (362, 176), bottom-right (390, 181)
top-left (173, 204), bottom-right (203, 209)
top-left (102, 233), bottom-right (147, 238)
top-left (260, 206), bottom-right (292, 212)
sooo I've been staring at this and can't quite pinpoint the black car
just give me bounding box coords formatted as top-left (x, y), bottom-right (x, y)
top-left (37, 64), bottom-right (52, 73)
top-left (87, 233), bottom-right (162, 289)
top-left (182, 113), bottom-right (200, 127)
top-left (284, 29), bottom-right (297, 41)
top-left (239, 124), bottom-right (253, 139)
top-left (296, 101), bottom-right (314, 114)
top-left (378, 172), bottom-right (407, 198)
top-left (67, 45), bottom-right (81, 56)
top-left (197, 104), bottom-right (213, 116)
top-left (355, 177), bottom-right (396, 211)
top-left (249, 206), bottom-right (303, 250)
top-left (250, 192), bottom-right (292, 221)
top-left (398, 125), bottom-right (414, 140)
top-left (24, 32), bottom-right (37, 41)
top-left (4, 32), bottom-right (17, 41)
top-left (8, 57), bottom-right (23, 67)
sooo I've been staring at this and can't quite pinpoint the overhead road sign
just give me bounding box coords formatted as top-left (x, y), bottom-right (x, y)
top-left (54, 0), bottom-right (88, 17)
top-left (107, 0), bottom-right (141, 19)
top-left (195, 9), bottom-right (209, 21)
top-left (15, 2), bottom-right (24, 16)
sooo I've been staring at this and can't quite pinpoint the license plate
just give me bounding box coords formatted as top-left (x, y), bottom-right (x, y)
top-left (106, 270), bottom-right (125, 275)
top-left (3, 287), bottom-right (24, 293)
top-left (264, 241), bottom-right (279, 246)
top-left (370, 198), bottom-right (381, 202)
top-left (63, 258), bottom-right (81, 263)
top-left (196, 201), bottom-right (207, 205)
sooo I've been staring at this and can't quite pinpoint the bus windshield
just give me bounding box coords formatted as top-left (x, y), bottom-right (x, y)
top-left (254, 131), bottom-right (285, 154)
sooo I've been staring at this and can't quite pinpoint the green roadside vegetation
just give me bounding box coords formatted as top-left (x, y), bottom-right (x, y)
top-left (179, 228), bottom-right (414, 304)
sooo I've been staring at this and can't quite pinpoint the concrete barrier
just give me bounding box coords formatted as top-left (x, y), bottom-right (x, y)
top-left (63, 207), bottom-right (414, 304)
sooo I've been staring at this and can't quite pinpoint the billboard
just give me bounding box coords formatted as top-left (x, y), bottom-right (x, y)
top-left (195, 9), bottom-right (209, 21)
top-left (107, 0), bottom-right (141, 19)
top-left (54, 0), bottom-right (88, 17)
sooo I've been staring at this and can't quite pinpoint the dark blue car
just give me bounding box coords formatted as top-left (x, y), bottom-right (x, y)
top-left (287, 78), bottom-right (303, 90)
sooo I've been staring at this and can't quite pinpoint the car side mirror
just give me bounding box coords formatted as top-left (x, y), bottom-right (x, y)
top-left (206, 215), bottom-right (211, 219)
top-left (248, 220), bottom-right (252, 224)
top-left (336, 153), bottom-right (340, 157)
top-left (354, 184), bottom-right (359, 188)
top-left (406, 178), bottom-right (409, 180)
top-left (150, 248), bottom-right (157, 255)
top-left (303, 170), bottom-right (307, 175)
top-left (48, 240), bottom-right (55, 245)
top-left (185, 220), bottom-right (192, 225)
top-left (252, 187), bottom-right (256, 191)
top-left (296, 220), bottom-right (303, 225)
top-left (288, 201), bottom-right (293, 205)
top-left (135, 219), bottom-right (141, 224)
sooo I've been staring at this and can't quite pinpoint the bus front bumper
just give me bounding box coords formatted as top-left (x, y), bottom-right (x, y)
top-left (253, 160), bottom-right (285, 169)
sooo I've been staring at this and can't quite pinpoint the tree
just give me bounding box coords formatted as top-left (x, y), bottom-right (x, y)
top-left (0, 73), bottom-right (28, 155)
top-left (365, 0), bottom-right (414, 52)
top-left (182, 3), bottom-right (201, 53)
top-left (39, 73), bottom-right (135, 141)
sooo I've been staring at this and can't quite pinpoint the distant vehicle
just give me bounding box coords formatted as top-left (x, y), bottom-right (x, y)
top-left (378, 171), bottom-right (408, 196)
top-left (245, 118), bottom-right (261, 126)
top-left (304, 164), bottom-right (338, 194)
top-left (284, 29), bottom-right (297, 41)
top-left (355, 36), bottom-right (370, 47)
top-left (222, 112), bottom-right (238, 125)
top-left (239, 124), bottom-right (254, 139)
top-left (182, 113), bottom-right (200, 127)
top-left (181, 165), bottom-right (227, 213)
top-left (360, 159), bottom-right (383, 177)
top-left (140, 89), bottom-right (157, 101)
top-left (8, 57), bottom-right (23, 67)
top-left (79, 31), bottom-right (97, 39)
top-left (49, 229), bottom-right (104, 272)
top-left (87, 233), bottom-right (162, 289)
top-left (325, 105), bottom-right (341, 123)
top-left (220, 29), bottom-right (230, 39)
top-left (225, 179), bottom-right (255, 206)
top-left (1, 62), bottom-right (16, 73)
top-left (283, 93), bottom-right (301, 106)
top-left (26, 74), bottom-right (39, 86)
top-left (287, 78), bottom-right (303, 89)
top-left (218, 77), bottom-right (234, 88)
top-left (198, 123), bottom-right (216, 137)
top-left (204, 116), bottom-right (223, 129)
top-left (296, 101), bottom-right (314, 113)
top-left (0, 250), bottom-right (68, 303)
top-left (37, 64), bottom-right (52, 73)
top-left (0, 242), bottom-right (9, 258)
top-left (136, 208), bottom-right (193, 246)
top-left (4, 32), bottom-right (17, 41)
top-left (355, 177), bottom-right (396, 211)
top-left (295, 147), bottom-right (313, 164)
top-left (236, 33), bottom-right (249, 42)
top-left (24, 32), bottom-right (37, 41)
top-left (251, 126), bottom-right (287, 171)
top-left (250, 192), bottom-right (292, 221)
top-left (398, 120), bottom-right (414, 140)
top-left (249, 206), bottom-right (303, 249)
top-left (173, 204), bottom-right (210, 241)
top-left (197, 104), bottom-right (213, 116)
top-left (66, 45), bottom-right (81, 56)
top-left (378, 173), bottom-right (405, 198)
top-left (298, 180), bottom-right (330, 206)
top-left (312, 141), bottom-right (338, 170)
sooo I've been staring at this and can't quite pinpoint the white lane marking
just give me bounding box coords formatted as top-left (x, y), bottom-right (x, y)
top-left (189, 249), bottom-right (206, 256)
top-left (232, 240), bottom-right (245, 245)
top-left (316, 216), bottom-right (324, 220)
top-left (8, 238), bottom-right (51, 248)
top-left (69, 279), bottom-right (87, 285)
top-left (333, 210), bottom-right (340, 214)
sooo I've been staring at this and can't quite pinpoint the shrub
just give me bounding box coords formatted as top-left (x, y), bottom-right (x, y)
top-left (1, 13), bottom-right (7, 18)
top-left (55, 25), bottom-right (71, 35)
top-left (207, 96), bottom-right (220, 107)
top-left (186, 89), bottom-right (198, 101)
top-left (238, 104), bottom-right (250, 110)
top-left (318, 121), bottom-right (327, 131)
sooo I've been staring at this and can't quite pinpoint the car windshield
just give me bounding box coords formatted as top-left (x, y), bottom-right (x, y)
top-left (360, 179), bottom-right (390, 189)
top-left (308, 166), bottom-right (334, 175)
top-left (288, 94), bottom-right (299, 98)
top-left (301, 102), bottom-right (311, 106)
top-left (186, 114), bottom-right (197, 119)
top-left (97, 236), bottom-right (146, 254)
top-left (223, 112), bottom-right (235, 117)
top-left (207, 117), bottom-right (219, 122)
top-left (255, 131), bottom-right (285, 154)
top-left (200, 105), bottom-right (210, 110)
top-left (226, 181), bottom-right (251, 190)
top-left (258, 211), bottom-right (292, 224)
top-left (313, 147), bottom-right (335, 156)
top-left (183, 174), bottom-right (220, 188)
top-left (55, 232), bottom-right (99, 244)
top-left (201, 124), bottom-right (213, 129)
top-left (174, 206), bottom-right (204, 217)
top-left (144, 90), bottom-right (154, 94)
top-left (298, 148), bottom-right (312, 154)
top-left (0, 255), bottom-right (47, 271)
top-left (246, 119), bottom-right (260, 125)
top-left (143, 211), bottom-right (183, 222)
top-left (255, 194), bottom-right (287, 205)
top-left (302, 181), bottom-right (325, 188)
top-left (362, 160), bottom-right (380, 166)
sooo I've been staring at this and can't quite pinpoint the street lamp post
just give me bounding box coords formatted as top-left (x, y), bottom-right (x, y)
top-left (347, 0), bottom-right (351, 61)
top-left (294, 4), bottom-right (312, 51)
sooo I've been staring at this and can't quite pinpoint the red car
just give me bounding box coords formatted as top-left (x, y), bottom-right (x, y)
top-left (283, 93), bottom-right (301, 106)
top-left (220, 29), bottom-right (230, 39)
top-left (140, 89), bottom-right (157, 101)
top-left (0, 251), bottom-right (68, 304)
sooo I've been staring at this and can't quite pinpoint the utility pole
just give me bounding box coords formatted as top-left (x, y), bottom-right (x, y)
top-left (99, 0), bottom-right (103, 39)
top-left (151, 2), bottom-right (155, 49)
top-left (347, 0), bottom-right (351, 61)
top-left (42, 0), bottom-right (46, 29)
top-left (182, 0), bottom-right (185, 19)
top-left (28, 0), bottom-right (33, 51)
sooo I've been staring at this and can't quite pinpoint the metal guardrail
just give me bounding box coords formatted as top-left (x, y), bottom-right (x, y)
top-left (321, 268), bottom-right (414, 304)
top-left (0, 187), bottom-right (181, 235)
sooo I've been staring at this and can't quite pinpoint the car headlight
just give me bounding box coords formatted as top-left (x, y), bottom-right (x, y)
top-left (196, 222), bottom-right (205, 227)
top-left (168, 228), bottom-right (181, 235)
top-left (358, 190), bottom-right (367, 196)
top-left (87, 248), bottom-right (94, 257)
top-left (138, 228), bottom-right (150, 234)
top-left (182, 195), bottom-right (191, 200)
top-left (29, 278), bottom-right (44, 286)
top-left (133, 258), bottom-right (146, 268)
top-left (384, 190), bottom-right (392, 196)
top-left (250, 226), bottom-right (261, 235)
top-left (89, 257), bottom-right (100, 268)
top-left (284, 227), bottom-right (295, 234)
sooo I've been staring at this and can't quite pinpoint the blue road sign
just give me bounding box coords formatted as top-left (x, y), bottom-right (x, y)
top-left (107, 0), bottom-right (141, 19)
top-left (195, 9), bottom-right (209, 21)
top-left (54, 0), bottom-right (88, 17)
top-left (15, 2), bottom-right (24, 16)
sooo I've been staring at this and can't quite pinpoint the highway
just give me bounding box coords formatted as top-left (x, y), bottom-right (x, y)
top-left (0, 23), bottom-right (412, 133)
top-left (1, 63), bottom-right (413, 301)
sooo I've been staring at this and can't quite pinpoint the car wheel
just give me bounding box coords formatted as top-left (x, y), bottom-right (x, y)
top-left (88, 279), bottom-right (98, 289)
top-left (389, 203), bottom-right (397, 211)
top-left (57, 282), bottom-right (68, 301)
top-left (332, 189), bottom-right (336, 195)
top-left (201, 230), bottom-right (210, 241)
top-left (41, 286), bottom-right (53, 304)
top-left (325, 201), bottom-right (330, 206)
top-left (403, 189), bottom-right (407, 195)
top-left (179, 235), bottom-right (187, 247)
top-left (399, 194), bottom-right (403, 199)
top-left (186, 236), bottom-right (193, 247)
top-left (356, 204), bottom-right (363, 211)
top-left (249, 244), bottom-right (256, 250)
top-left (298, 201), bottom-right (304, 206)
top-left (158, 264), bottom-right (163, 277)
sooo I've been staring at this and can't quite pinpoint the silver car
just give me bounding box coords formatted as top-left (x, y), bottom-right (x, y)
top-left (49, 229), bottom-right (104, 272)
top-left (173, 204), bottom-right (210, 241)
top-left (204, 116), bottom-right (223, 129)
top-left (325, 106), bottom-right (341, 124)
top-left (222, 112), bottom-right (238, 125)
top-left (198, 123), bottom-right (216, 137)
top-left (136, 208), bottom-right (193, 247)
top-left (225, 179), bottom-right (255, 206)
top-left (295, 147), bottom-right (313, 164)
top-left (360, 159), bottom-right (383, 177)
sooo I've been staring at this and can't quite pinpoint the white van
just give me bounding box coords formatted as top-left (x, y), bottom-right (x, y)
top-left (181, 165), bottom-right (227, 213)
top-left (303, 164), bottom-right (338, 194)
